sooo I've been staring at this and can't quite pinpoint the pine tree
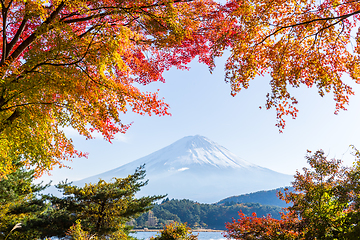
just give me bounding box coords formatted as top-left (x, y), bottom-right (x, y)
top-left (46, 165), bottom-right (165, 238)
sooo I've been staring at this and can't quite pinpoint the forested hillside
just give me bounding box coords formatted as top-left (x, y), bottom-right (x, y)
top-left (132, 199), bottom-right (283, 230)
top-left (217, 187), bottom-right (294, 208)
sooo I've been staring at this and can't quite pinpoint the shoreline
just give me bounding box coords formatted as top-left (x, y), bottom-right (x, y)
top-left (131, 229), bottom-right (223, 232)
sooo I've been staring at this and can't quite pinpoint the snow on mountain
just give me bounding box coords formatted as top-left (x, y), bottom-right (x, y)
top-left (66, 135), bottom-right (293, 203)
top-left (98, 135), bottom-right (255, 174)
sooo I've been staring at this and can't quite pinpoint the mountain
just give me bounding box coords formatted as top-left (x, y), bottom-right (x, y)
top-left (217, 187), bottom-right (294, 208)
top-left (71, 135), bottom-right (293, 203)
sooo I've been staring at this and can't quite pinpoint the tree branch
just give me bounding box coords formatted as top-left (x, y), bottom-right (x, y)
top-left (6, 17), bottom-right (28, 58)
top-left (1, 4), bottom-right (8, 64)
top-left (3, 2), bottom-right (65, 67)
top-left (258, 10), bottom-right (360, 45)
top-left (0, 108), bottom-right (19, 133)
top-left (61, 0), bottom-right (193, 24)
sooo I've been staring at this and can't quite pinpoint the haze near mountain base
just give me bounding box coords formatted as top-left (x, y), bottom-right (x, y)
top-left (74, 135), bottom-right (293, 203)
top-left (75, 135), bottom-right (292, 203)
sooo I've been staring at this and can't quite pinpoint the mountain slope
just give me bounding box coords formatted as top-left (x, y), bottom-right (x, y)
top-left (217, 187), bottom-right (294, 208)
top-left (74, 135), bottom-right (293, 203)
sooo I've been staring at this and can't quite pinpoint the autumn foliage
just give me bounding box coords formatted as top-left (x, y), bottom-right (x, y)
top-left (2, 0), bottom-right (360, 177)
top-left (0, 0), bottom-right (218, 177)
top-left (224, 211), bottom-right (301, 240)
top-left (215, 0), bottom-right (360, 129)
top-left (224, 149), bottom-right (360, 239)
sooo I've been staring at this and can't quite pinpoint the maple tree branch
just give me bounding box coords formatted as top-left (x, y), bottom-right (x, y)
top-left (0, 107), bottom-right (19, 134)
top-left (75, 64), bottom-right (110, 90)
top-left (296, 17), bottom-right (346, 51)
top-left (1, 4), bottom-right (7, 64)
top-left (3, 26), bottom-right (99, 90)
top-left (0, 0), bottom-right (16, 62)
top-left (6, 16), bottom-right (28, 58)
top-left (62, 10), bottom-right (115, 24)
top-left (78, 25), bottom-right (98, 39)
top-left (31, 55), bottom-right (89, 68)
top-left (6, 0), bottom-right (14, 9)
top-left (139, 8), bottom-right (168, 30)
top-left (127, 11), bottom-right (157, 36)
top-left (0, 94), bottom-right (8, 109)
top-left (3, 2), bottom-right (65, 67)
top-left (27, 26), bottom-right (98, 72)
top-left (0, 101), bottom-right (64, 112)
top-left (259, 10), bottom-right (360, 45)
top-left (0, 0), bottom-right (194, 68)
top-left (60, 0), bottom-right (192, 24)
top-left (9, 50), bottom-right (92, 86)
top-left (123, 16), bottom-right (140, 27)
top-left (303, 0), bottom-right (360, 14)
top-left (335, 21), bottom-right (347, 45)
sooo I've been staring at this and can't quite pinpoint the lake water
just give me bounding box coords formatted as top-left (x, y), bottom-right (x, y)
top-left (130, 231), bottom-right (229, 240)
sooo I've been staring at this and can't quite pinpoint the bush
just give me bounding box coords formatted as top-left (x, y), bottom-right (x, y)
top-left (151, 222), bottom-right (198, 240)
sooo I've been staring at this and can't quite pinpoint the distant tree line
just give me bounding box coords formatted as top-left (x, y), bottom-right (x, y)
top-left (218, 187), bottom-right (293, 208)
top-left (133, 198), bottom-right (283, 230)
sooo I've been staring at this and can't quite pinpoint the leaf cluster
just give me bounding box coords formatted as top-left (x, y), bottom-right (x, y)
top-left (150, 222), bottom-right (198, 240)
top-left (213, 0), bottom-right (360, 130)
top-left (224, 148), bottom-right (360, 239)
top-left (3, 0), bottom-right (360, 178)
top-left (0, 0), bottom-right (218, 178)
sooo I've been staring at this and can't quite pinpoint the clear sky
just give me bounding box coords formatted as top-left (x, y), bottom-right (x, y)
top-left (37, 55), bottom-right (360, 185)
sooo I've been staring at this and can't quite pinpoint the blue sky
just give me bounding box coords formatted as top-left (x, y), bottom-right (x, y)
top-left (38, 56), bottom-right (360, 184)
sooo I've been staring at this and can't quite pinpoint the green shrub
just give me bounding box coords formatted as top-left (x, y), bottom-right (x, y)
top-left (151, 222), bottom-right (198, 240)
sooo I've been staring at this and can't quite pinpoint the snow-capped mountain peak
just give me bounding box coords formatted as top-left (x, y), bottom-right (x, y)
top-left (70, 135), bottom-right (292, 203)
top-left (126, 135), bottom-right (256, 170)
